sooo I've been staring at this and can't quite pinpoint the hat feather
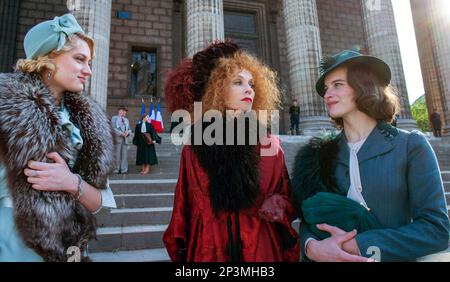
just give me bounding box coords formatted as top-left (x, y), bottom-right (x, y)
top-left (319, 55), bottom-right (336, 76)
top-left (163, 58), bottom-right (195, 112)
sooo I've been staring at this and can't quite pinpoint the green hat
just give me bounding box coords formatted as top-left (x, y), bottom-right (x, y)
top-left (315, 50), bottom-right (391, 97)
top-left (24, 13), bottom-right (86, 59)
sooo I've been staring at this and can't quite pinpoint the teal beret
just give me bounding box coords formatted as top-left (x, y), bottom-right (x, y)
top-left (24, 13), bottom-right (86, 59)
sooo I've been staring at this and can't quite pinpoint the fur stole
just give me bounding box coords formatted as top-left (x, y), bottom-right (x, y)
top-left (0, 72), bottom-right (115, 261)
top-left (190, 119), bottom-right (261, 215)
top-left (291, 133), bottom-right (342, 218)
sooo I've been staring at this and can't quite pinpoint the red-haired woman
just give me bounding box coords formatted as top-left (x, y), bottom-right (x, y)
top-left (162, 41), bottom-right (299, 262)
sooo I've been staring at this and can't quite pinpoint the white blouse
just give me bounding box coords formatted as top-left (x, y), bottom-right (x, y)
top-left (347, 138), bottom-right (369, 210)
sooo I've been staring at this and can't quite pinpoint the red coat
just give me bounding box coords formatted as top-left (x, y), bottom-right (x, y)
top-left (163, 137), bottom-right (300, 262)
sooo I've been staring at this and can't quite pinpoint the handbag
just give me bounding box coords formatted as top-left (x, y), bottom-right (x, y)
top-left (142, 132), bottom-right (153, 145)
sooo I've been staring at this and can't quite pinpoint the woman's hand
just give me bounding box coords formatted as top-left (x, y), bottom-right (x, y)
top-left (24, 152), bottom-right (78, 196)
top-left (258, 194), bottom-right (286, 222)
top-left (306, 224), bottom-right (373, 262)
top-left (318, 224), bottom-right (363, 256)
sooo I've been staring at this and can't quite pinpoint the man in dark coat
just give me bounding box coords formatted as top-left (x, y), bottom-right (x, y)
top-left (289, 99), bottom-right (300, 135)
top-left (430, 109), bottom-right (442, 137)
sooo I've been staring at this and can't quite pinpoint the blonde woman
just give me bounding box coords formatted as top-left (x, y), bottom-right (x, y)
top-left (0, 14), bottom-right (116, 262)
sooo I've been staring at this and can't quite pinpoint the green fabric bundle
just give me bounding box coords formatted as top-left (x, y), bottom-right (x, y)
top-left (301, 192), bottom-right (382, 240)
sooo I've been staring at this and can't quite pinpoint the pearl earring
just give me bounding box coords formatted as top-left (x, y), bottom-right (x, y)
top-left (47, 71), bottom-right (52, 80)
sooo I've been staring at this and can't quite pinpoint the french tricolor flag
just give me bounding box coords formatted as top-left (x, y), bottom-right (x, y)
top-left (151, 101), bottom-right (164, 133)
top-left (148, 101), bottom-right (155, 122)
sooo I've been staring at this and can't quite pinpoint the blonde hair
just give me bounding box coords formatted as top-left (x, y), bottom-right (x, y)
top-left (201, 51), bottom-right (281, 120)
top-left (15, 33), bottom-right (94, 74)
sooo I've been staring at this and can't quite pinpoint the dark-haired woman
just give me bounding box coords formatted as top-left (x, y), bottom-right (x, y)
top-left (133, 114), bottom-right (161, 175)
top-left (292, 50), bottom-right (449, 262)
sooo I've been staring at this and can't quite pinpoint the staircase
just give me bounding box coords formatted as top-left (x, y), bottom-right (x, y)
top-left (429, 138), bottom-right (450, 221)
top-left (90, 133), bottom-right (180, 262)
top-left (90, 134), bottom-right (450, 262)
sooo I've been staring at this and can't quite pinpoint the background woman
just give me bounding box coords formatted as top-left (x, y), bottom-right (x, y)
top-left (133, 114), bottom-right (161, 174)
top-left (162, 41), bottom-right (299, 262)
top-left (292, 50), bottom-right (449, 262)
top-left (0, 14), bottom-right (116, 262)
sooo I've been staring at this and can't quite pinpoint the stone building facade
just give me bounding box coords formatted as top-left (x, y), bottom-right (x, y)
top-left (1, 0), bottom-right (420, 133)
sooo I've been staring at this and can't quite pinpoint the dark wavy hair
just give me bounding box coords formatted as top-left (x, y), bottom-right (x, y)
top-left (332, 62), bottom-right (399, 128)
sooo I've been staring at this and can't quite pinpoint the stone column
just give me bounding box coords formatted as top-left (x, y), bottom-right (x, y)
top-left (410, 0), bottom-right (446, 133)
top-left (423, 0), bottom-right (450, 135)
top-left (362, 0), bottom-right (417, 130)
top-left (186, 0), bottom-right (224, 57)
top-left (282, 0), bottom-right (332, 135)
top-left (67, 0), bottom-right (112, 109)
top-left (0, 0), bottom-right (20, 72)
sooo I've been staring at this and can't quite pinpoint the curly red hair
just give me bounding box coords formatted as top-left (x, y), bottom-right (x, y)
top-left (202, 51), bottom-right (281, 118)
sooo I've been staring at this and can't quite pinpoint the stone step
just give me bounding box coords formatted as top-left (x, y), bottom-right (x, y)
top-left (109, 178), bottom-right (449, 194)
top-left (437, 161), bottom-right (450, 165)
top-left (96, 206), bottom-right (173, 228)
top-left (112, 165), bottom-right (180, 175)
top-left (118, 158), bottom-right (181, 166)
top-left (109, 173), bottom-right (179, 180)
top-left (127, 153), bottom-right (180, 161)
top-left (114, 193), bottom-right (174, 209)
top-left (442, 172), bottom-right (450, 182)
top-left (89, 224), bottom-right (167, 252)
top-left (91, 248), bottom-right (170, 262)
top-left (417, 247), bottom-right (450, 262)
top-left (110, 179), bottom-right (177, 194)
top-left (91, 220), bottom-right (301, 254)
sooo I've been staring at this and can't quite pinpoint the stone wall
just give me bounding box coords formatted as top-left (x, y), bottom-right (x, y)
top-left (14, 0), bottom-right (68, 60)
top-left (317, 0), bottom-right (366, 56)
top-left (107, 0), bottom-right (174, 127)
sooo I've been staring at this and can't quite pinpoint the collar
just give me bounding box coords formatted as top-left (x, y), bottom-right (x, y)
top-left (337, 122), bottom-right (397, 166)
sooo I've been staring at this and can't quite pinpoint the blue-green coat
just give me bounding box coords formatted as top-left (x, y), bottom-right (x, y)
top-left (298, 123), bottom-right (449, 261)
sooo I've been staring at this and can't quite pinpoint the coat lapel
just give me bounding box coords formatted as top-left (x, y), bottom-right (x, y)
top-left (335, 123), bottom-right (397, 167)
top-left (357, 123), bottom-right (396, 164)
top-left (336, 133), bottom-right (350, 167)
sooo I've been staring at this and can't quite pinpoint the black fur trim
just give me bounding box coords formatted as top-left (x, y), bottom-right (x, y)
top-left (190, 118), bottom-right (261, 215)
top-left (291, 134), bottom-right (341, 218)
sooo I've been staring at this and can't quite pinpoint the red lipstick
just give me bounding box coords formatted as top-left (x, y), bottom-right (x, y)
top-left (241, 97), bottom-right (253, 103)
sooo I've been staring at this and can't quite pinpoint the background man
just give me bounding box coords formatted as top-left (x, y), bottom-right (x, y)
top-left (289, 99), bottom-right (300, 135)
top-left (112, 106), bottom-right (131, 173)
